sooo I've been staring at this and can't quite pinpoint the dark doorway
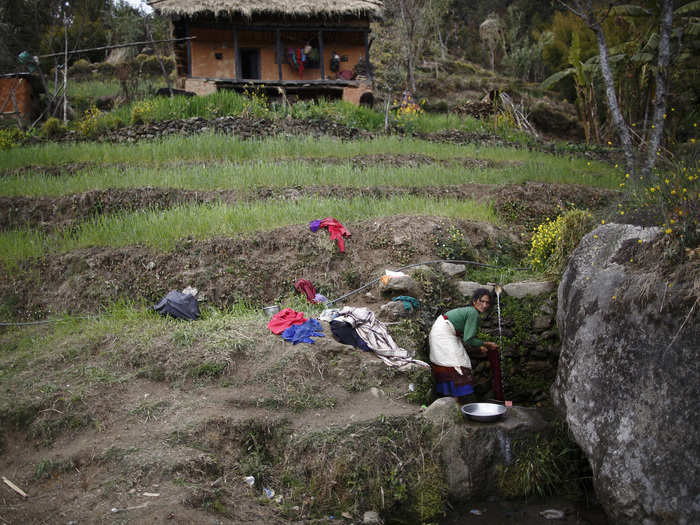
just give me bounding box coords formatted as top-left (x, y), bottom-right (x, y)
top-left (239, 48), bottom-right (261, 79)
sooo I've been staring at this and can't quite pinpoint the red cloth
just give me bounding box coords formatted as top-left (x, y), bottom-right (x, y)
top-left (319, 217), bottom-right (351, 252)
top-left (487, 347), bottom-right (504, 401)
top-left (294, 279), bottom-right (318, 303)
top-left (267, 308), bottom-right (307, 335)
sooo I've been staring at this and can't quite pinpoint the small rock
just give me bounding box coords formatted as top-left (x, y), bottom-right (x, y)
top-left (369, 387), bottom-right (385, 399)
top-left (456, 281), bottom-right (494, 298)
top-left (145, 261), bottom-right (156, 270)
top-left (363, 510), bottom-right (383, 524)
top-left (532, 315), bottom-right (553, 330)
top-left (379, 301), bottom-right (408, 320)
top-left (438, 262), bottom-right (466, 277)
top-left (502, 280), bottom-right (555, 298)
top-left (379, 275), bottom-right (419, 296)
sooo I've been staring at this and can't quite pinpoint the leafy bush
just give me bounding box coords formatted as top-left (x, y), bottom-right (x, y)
top-left (96, 62), bottom-right (116, 77)
top-left (528, 209), bottom-right (593, 273)
top-left (40, 117), bottom-right (66, 138)
top-left (69, 58), bottom-right (92, 77)
top-left (434, 224), bottom-right (476, 261)
top-left (139, 55), bottom-right (175, 76)
top-left (76, 105), bottom-right (101, 137)
top-left (130, 100), bottom-right (155, 125)
top-left (622, 161), bottom-right (699, 257)
top-left (0, 128), bottom-right (25, 150)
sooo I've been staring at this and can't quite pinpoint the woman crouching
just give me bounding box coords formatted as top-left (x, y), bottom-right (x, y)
top-left (428, 288), bottom-right (499, 404)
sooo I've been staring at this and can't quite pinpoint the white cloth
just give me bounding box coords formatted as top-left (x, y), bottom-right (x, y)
top-left (333, 306), bottom-right (429, 369)
top-left (428, 315), bottom-right (471, 373)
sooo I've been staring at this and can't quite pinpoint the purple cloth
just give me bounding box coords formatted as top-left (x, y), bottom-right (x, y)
top-left (282, 318), bottom-right (324, 344)
top-left (309, 219), bottom-right (322, 232)
top-left (314, 293), bottom-right (328, 303)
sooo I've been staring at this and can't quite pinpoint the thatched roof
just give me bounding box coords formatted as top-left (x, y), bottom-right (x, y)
top-left (152, 0), bottom-right (383, 18)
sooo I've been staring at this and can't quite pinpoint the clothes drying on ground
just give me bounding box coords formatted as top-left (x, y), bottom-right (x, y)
top-left (330, 320), bottom-right (372, 352)
top-left (267, 308), bottom-right (308, 335)
top-left (153, 290), bottom-right (200, 320)
top-left (314, 293), bottom-right (328, 303)
top-left (309, 219), bottom-right (322, 232)
top-left (319, 217), bottom-right (351, 252)
top-left (392, 296), bottom-right (420, 311)
top-left (282, 319), bottom-right (324, 344)
top-left (294, 279), bottom-right (318, 303)
top-left (332, 306), bottom-right (428, 369)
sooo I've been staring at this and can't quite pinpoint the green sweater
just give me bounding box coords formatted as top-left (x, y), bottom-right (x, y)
top-left (445, 306), bottom-right (484, 347)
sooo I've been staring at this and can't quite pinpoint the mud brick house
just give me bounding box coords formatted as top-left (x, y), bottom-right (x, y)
top-left (154, 0), bottom-right (382, 105)
top-left (0, 73), bottom-right (42, 125)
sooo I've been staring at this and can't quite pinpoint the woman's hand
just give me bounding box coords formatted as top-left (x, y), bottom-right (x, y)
top-left (484, 341), bottom-right (499, 351)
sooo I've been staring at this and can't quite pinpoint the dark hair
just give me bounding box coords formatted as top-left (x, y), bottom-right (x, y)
top-left (471, 288), bottom-right (492, 304)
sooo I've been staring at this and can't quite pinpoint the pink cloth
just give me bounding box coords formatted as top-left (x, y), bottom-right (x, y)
top-left (267, 308), bottom-right (308, 335)
top-left (319, 217), bottom-right (351, 252)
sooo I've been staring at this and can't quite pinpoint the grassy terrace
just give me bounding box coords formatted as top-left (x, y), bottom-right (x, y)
top-left (0, 196), bottom-right (497, 269)
top-left (0, 135), bottom-right (619, 196)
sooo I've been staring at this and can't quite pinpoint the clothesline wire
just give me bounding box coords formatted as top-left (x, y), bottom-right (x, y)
top-left (325, 259), bottom-right (530, 307)
top-left (1, 259), bottom-right (529, 326)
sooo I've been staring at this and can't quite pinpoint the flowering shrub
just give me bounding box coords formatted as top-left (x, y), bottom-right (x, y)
top-left (243, 85), bottom-right (270, 118)
top-left (528, 209), bottom-right (593, 273)
top-left (0, 128), bottom-right (25, 150)
top-left (130, 100), bottom-right (155, 125)
top-left (76, 105), bottom-right (101, 137)
top-left (434, 224), bottom-right (475, 261)
top-left (622, 160), bottom-right (699, 257)
top-left (394, 91), bottom-right (424, 133)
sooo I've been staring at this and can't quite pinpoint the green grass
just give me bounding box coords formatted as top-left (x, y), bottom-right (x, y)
top-left (0, 135), bottom-right (619, 192)
top-left (0, 196), bottom-right (497, 269)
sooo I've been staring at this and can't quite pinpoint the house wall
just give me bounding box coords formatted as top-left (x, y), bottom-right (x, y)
top-left (187, 26), bottom-right (367, 82)
top-left (0, 77), bottom-right (35, 122)
top-left (190, 27), bottom-right (236, 78)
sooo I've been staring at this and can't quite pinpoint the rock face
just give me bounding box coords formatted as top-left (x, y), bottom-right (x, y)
top-left (421, 398), bottom-right (546, 499)
top-left (552, 224), bottom-right (700, 524)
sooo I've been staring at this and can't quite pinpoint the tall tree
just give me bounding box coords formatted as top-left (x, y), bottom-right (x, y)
top-left (559, 0), bottom-right (675, 179)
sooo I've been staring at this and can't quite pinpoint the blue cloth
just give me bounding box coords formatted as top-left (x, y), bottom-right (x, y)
top-left (282, 318), bottom-right (324, 344)
top-left (435, 381), bottom-right (474, 397)
top-left (309, 219), bottom-right (322, 232)
top-left (392, 295), bottom-right (420, 311)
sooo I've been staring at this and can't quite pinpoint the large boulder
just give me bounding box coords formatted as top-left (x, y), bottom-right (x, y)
top-left (552, 224), bottom-right (700, 524)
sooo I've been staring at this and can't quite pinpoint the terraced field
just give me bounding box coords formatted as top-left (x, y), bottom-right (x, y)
top-left (0, 122), bottom-right (617, 523)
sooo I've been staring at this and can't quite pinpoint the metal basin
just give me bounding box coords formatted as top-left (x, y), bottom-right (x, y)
top-left (262, 305), bottom-right (280, 318)
top-left (461, 402), bottom-right (506, 422)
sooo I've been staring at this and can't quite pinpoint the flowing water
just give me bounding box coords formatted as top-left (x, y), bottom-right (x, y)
top-left (495, 285), bottom-right (506, 397)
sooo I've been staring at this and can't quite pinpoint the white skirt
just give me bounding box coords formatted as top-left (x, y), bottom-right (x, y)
top-left (428, 315), bottom-right (471, 371)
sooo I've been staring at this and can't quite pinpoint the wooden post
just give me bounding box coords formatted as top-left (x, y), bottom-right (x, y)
top-left (185, 21), bottom-right (192, 76)
top-left (63, 17), bottom-right (68, 124)
top-left (318, 30), bottom-right (325, 80)
top-left (364, 31), bottom-right (372, 84)
top-left (233, 28), bottom-right (240, 79)
top-left (276, 29), bottom-right (282, 81)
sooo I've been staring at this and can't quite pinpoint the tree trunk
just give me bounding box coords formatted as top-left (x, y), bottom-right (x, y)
top-left (398, 0), bottom-right (417, 92)
top-left (589, 17), bottom-right (635, 174)
top-left (642, 0), bottom-right (673, 179)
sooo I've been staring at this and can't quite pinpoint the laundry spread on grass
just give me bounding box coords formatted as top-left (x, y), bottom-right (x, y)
top-left (282, 318), bottom-right (324, 344)
top-left (267, 308), bottom-right (308, 334)
top-left (392, 296), bottom-right (420, 311)
top-left (332, 306), bottom-right (429, 369)
top-left (294, 279), bottom-right (319, 303)
top-left (153, 290), bottom-right (200, 320)
top-left (309, 217), bottom-right (351, 252)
